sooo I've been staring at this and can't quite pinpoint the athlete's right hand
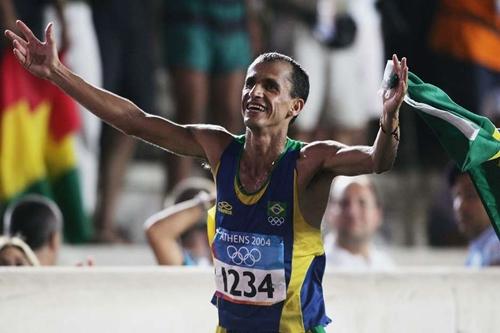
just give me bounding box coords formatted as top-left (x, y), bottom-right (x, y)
top-left (4, 20), bottom-right (60, 80)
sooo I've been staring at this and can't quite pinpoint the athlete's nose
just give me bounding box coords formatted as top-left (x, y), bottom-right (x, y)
top-left (249, 83), bottom-right (264, 98)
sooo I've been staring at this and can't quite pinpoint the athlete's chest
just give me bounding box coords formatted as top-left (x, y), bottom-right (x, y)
top-left (238, 168), bottom-right (271, 194)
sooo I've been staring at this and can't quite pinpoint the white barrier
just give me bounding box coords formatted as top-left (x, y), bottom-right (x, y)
top-left (57, 245), bottom-right (469, 266)
top-left (1, 267), bottom-right (499, 333)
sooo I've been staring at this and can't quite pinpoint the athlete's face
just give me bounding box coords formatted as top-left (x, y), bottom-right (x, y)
top-left (452, 174), bottom-right (490, 240)
top-left (328, 183), bottom-right (382, 244)
top-left (241, 61), bottom-right (302, 129)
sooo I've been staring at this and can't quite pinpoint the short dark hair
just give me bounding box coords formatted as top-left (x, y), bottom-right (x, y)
top-left (447, 164), bottom-right (466, 188)
top-left (252, 52), bottom-right (309, 122)
top-left (4, 195), bottom-right (62, 250)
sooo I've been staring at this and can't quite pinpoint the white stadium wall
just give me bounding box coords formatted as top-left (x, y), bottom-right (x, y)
top-left (1, 267), bottom-right (499, 333)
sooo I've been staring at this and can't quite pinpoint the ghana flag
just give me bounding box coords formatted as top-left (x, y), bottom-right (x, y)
top-left (0, 51), bottom-right (91, 243)
top-left (404, 72), bottom-right (500, 238)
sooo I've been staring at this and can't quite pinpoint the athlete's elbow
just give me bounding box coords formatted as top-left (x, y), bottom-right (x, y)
top-left (119, 106), bottom-right (147, 136)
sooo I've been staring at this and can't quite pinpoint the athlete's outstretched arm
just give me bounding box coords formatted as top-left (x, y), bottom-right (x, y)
top-left (302, 55), bottom-right (408, 178)
top-left (4, 20), bottom-right (230, 162)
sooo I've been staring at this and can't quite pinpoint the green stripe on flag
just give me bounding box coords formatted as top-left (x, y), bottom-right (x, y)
top-left (1, 170), bottom-right (91, 243)
top-left (51, 168), bottom-right (92, 243)
top-left (469, 159), bottom-right (500, 236)
top-left (405, 72), bottom-right (500, 238)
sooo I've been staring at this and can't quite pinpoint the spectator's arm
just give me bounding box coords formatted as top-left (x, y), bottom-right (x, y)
top-left (0, 0), bottom-right (17, 31)
top-left (486, 241), bottom-right (500, 266)
top-left (245, 0), bottom-right (263, 56)
top-left (51, 0), bottom-right (69, 53)
top-left (144, 193), bottom-right (215, 265)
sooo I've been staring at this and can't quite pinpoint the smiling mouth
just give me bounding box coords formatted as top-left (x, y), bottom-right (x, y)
top-left (246, 102), bottom-right (266, 112)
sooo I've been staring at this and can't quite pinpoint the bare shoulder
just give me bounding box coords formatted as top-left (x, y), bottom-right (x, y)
top-left (299, 140), bottom-right (347, 171)
top-left (296, 141), bottom-right (339, 190)
top-left (300, 140), bottom-right (347, 160)
top-left (187, 124), bottom-right (235, 167)
top-left (297, 139), bottom-right (374, 187)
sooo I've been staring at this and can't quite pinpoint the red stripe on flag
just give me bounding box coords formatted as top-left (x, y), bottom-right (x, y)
top-left (0, 52), bottom-right (80, 141)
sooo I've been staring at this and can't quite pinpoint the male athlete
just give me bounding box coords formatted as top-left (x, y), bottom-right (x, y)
top-left (5, 20), bottom-right (408, 332)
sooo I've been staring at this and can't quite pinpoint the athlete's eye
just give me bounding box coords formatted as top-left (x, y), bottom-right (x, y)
top-left (245, 77), bottom-right (255, 88)
top-left (264, 80), bottom-right (279, 92)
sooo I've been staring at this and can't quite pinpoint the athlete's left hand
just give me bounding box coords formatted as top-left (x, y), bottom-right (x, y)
top-left (382, 54), bottom-right (408, 116)
top-left (4, 20), bottom-right (61, 80)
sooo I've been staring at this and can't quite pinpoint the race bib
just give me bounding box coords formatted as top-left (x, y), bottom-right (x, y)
top-left (212, 228), bottom-right (286, 306)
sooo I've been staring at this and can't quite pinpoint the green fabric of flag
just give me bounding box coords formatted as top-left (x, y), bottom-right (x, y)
top-left (404, 72), bottom-right (500, 237)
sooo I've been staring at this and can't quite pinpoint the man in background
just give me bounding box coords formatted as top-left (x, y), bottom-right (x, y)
top-left (323, 175), bottom-right (394, 269)
top-left (3, 195), bottom-right (62, 265)
top-left (449, 167), bottom-right (500, 267)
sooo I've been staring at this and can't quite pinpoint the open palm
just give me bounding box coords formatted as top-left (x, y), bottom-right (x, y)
top-left (382, 55), bottom-right (408, 116)
top-left (4, 20), bottom-right (59, 79)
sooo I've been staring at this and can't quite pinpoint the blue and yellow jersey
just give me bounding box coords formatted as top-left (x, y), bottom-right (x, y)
top-left (207, 136), bottom-right (331, 333)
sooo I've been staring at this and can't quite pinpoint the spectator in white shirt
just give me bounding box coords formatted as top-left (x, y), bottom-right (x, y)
top-left (323, 175), bottom-right (394, 270)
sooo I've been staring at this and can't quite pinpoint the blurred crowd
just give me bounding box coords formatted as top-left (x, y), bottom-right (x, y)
top-left (0, 0), bottom-right (499, 268)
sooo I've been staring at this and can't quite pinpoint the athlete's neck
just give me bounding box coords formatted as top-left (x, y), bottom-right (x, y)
top-left (243, 128), bottom-right (287, 170)
top-left (238, 128), bottom-right (287, 193)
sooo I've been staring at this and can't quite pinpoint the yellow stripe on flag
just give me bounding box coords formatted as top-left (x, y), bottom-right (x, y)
top-left (0, 100), bottom-right (50, 199)
top-left (493, 128), bottom-right (500, 141)
top-left (488, 128), bottom-right (500, 161)
top-left (46, 134), bottom-right (77, 179)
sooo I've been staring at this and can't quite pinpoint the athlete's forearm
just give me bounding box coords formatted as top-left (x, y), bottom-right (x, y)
top-left (47, 61), bottom-right (210, 158)
top-left (371, 55), bottom-right (407, 173)
top-left (49, 61), bottom-right (144, 135)
top-left (371, 110), bottom-right (400, 173)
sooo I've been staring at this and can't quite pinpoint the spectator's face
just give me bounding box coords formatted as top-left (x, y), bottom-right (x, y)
top-left (0, 245), bottom-right (31, 266)
top-left (329, 183), bottom-right (382, 244)
top-left (242, 61), bottom-right (296, 129)
top-left (452, 174), bottom-right (490, 240)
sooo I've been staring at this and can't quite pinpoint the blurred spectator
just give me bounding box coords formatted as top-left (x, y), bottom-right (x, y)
top-left (323, 175), bottom-right (394, 269)
top-left (90, 0), bottom-right (156, 242)
top-left (0, 0), bottom-right (91, 243)
top-left (161, 0), bottom-right (256, 192)
top-left (426, 174), bottom-right (467, 247)
top-left (449, 167), bottom-right (500, 267)
top-left (429, 0), bottom-right (500, 116)
top-left (482, 88), bottom-right (500, 126)
top-left (291, 0), bottom-right (384, 144)
top-left (0, 235), bottom-right (40, 266)
top-left (0, 0), bottom-right (67, 44)
top-left (3, 195), bottom-right (62, 266)
top-left (45, 0), bottom-right (103, 217)
top-left (144, 178), bottom-right (215, 266)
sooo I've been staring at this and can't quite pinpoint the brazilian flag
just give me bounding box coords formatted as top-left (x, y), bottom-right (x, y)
top-left (404, 72), bottom-right (500, 238)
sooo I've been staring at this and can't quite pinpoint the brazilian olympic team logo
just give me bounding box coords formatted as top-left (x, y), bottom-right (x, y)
top-left (227, 246), bottom-right (262, 266)
top-left (267, 202), bottom-right (286, 226)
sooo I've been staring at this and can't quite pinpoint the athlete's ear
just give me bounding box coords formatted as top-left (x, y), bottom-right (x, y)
top-left (288, 98), bottom-right (304, 118)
